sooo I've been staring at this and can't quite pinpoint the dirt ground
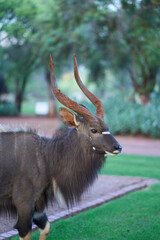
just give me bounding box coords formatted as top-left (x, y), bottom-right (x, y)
top-left (0, 116), bottom-right (160, 156)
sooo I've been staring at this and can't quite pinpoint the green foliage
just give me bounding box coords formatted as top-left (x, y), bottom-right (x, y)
top-left (0, 0), bottom-right (160, 112)
top-left (81, 93), bottom-right (160, 138)
top-left (0, 102), bottom-right (18, 116)
top-left (21, 99), bottom-right (36, 115)
top-left (140, 94), bottom-right (160, 137)
top-left (0, 0), bottom-right (38, 112)
top-left (105, 93), bottom-right (160, 137)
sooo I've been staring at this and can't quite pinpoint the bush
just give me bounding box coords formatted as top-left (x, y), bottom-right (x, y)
top-left (140, 94), bottom-right (160, 138)
top-left (81, 93), bottom-right (160, 138)
top-left (0, 102), bottom-right (18, 116)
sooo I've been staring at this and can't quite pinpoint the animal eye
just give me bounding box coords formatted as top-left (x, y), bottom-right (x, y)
top-left (91, 129), bottom-right (97, 134)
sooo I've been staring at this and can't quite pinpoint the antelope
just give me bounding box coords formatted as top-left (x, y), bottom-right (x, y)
top-left (0, 55), bottom-right (122, 240)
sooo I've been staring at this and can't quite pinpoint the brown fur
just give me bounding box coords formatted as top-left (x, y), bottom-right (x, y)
top-left (0, 56), bottom-right (122, 239)
top-left (0, 126), bottom-right (105, 234)
top-left (0, 109), bottom-right (121, 239)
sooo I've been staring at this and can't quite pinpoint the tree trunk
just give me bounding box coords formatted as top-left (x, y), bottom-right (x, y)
top-left (15, 76), bottom-right (28, 113)
top-left (15, 93), bottom-right (22, 113)
top-left (127, 66), bottom-right (157, 106)
top-left (139, 93), bottom-right (150, 106)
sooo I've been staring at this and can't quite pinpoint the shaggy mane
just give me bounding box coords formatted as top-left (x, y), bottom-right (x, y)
top-left (0, 124), bottom-right (37, 135)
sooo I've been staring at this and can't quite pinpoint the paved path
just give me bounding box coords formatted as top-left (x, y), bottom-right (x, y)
top-left (116, 135), bottom-right (160, 156)
top-left (0, 116), bottom-right (159, 239)
top-left (0, 176), bottom-right (158, 239)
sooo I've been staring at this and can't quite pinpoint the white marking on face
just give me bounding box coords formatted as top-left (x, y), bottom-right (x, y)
top-left (104, 151), bottom-right (116, 156)
top-left (93, 147), bottom-right (96, 151)
top-left (102, 131), bottom-right (110, 135)
top-left (113, 150), bottom-right (120, 154)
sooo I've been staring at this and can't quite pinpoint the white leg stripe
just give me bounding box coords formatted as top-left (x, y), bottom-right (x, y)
top-left (40, 221), bottom-right (50, 235)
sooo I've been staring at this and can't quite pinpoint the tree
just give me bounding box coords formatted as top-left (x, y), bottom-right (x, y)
top-left (102, 0), bottom-right (160, 105)
top-left (33, 0), bottom-right (108, 84)
top-left (0, 0), bottom-right (38, 112)
top-left (1, 0), bottom-right (159, 113)
top-left (34, 0), bottom-right (160, 105)
top-left (6, 42), bottom-right (38, 112)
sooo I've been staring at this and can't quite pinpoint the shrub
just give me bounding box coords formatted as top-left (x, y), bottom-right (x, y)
top-left (0, 102), bottom-right (18, 116)
top-left (81, 93), bottom-right (160, 138)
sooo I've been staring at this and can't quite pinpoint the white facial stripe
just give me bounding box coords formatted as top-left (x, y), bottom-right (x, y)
top-left (93, 147), bottom-right (96, 150)
top-left (102, 131), bottom-right (110, 135)
top-left (105, 151), bottom-right (116, 156)
top-left (113, 150), bottom-right (120, 154)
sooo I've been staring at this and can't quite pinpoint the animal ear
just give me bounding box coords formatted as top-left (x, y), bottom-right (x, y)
top-left (59, 108), bottom-right (80, 128)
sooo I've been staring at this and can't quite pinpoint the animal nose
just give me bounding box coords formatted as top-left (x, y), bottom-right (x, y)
top-left (113, 144), bottom-right (122, 153)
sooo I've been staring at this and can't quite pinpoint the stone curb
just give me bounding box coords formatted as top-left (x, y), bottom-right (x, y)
top-left (0, 178), bottom-right (158, 240)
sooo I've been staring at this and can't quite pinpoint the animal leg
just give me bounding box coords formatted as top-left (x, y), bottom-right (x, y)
top-left (39, 221), bottom-right (50, 240)
top-left (33, 211), bottom-right (50, 240)
top-left (19, 232), bottom-right (31, 240)
top-left (14, 204), bottom-right (33, 240)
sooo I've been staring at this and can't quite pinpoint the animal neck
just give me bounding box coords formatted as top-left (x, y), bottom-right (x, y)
top-left (46, 127), bottom-right (105, 207)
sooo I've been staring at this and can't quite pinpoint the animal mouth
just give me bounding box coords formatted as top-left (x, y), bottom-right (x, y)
top-left (104, 150), bottom-right (121, 156)
top-left (92, 145), bottom-right (122, 156)
top-left (92, 147), bottom-right (121, 156)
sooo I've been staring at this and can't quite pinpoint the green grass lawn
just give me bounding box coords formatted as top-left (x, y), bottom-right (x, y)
top-left (11, 154), bottom-right (160, 240)
top-left (21, 99), bottom-right (49, 115)
top-left (101, 154), bottom-right (160, 179)
top-left (21, 99), bottom-right (36, 115)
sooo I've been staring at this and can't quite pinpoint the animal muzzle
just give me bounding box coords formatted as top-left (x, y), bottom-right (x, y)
top-left (105, 143), bottom-right (122, 156)
top-left (92, 143), bottom-right (122, 156)
top-left (112, 143), bottom-right (122, 154)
